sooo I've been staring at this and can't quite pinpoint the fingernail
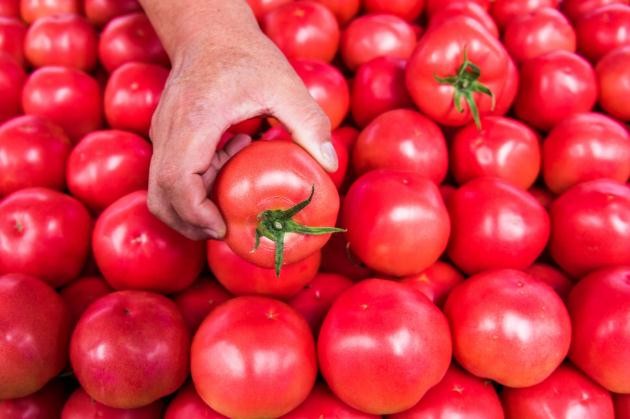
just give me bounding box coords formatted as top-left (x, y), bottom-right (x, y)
top-left (203, 228), bottom-right (224, 240)
top-left (320, 141), bottom-right (339, 172)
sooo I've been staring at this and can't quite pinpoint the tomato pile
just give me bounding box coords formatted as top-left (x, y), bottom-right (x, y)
top-left (1, 0), bottom-right (630, 417)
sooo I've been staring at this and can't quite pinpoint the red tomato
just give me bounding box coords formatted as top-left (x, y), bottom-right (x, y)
top-left (104, 62), bottom-right (168, 136)
top-left (59, 276), bottom-right (112, 325)
top-left (400, 261), bottom-right (465, 307)
top-left (99, 12), bottom-right (169, 73)
top-left (543, 112), bottom-right (630, 194)
top-left (0, 17), bottom-right (26, 65)
top-left (514, 50), bottom-right (597, 131)
top-left (262, 1), bottom-right (339, 63)
top-left (291, 58), bottom-right (349, 129)
top-left (447, 177), bottom-right (549, 274)
top-left (597, 45), bottom-right (630, 121)
top-left (207, 239), bottom-right (320, 299)
top-left (576, 4), bottom-right (630, 62)
top-left (331, 124), bottom-right (359, 150)
top-left (20, 0), bottom-right (79, 22)
top-left (66, 129), bottom-right (152, 212)
top-left (616, 394), bottom-right (630, 418)
top-left (352, 109), bottom-right (448, 184)
top-left (340, 14), bottom-right (416, 70)
top-left (502, 363), bottom-right (615, 418)
top-left (246, 0), bottom-right (291, 20)
top-left (93, 190), bottom-right (205, 293)
top-left (191, 296), bottom-right (317, 418)
top-left (490, 0), bottom-right (560, 28)
top-left (350, 57), bottom-right (413, 128)
top-left (525, 263), bottom-right (573, 301)
top-left (445, 269), bottom-right (571, 387)
top-left (164, 382), bottom-right (227, 419)
top-left (281, 383), bottom-right (379, 419)
top-left (528, 185), bottom-right (555, 210)
top-left (0, 53), bottom-right (25, 123)
top-left (406, 16), bottom-right (517, 128)
top-left (428, 2), bottom-right (499, 38)
top-left (311, 0), bottom-right (360, 25)
top-left (426, 0), bottom-right (490, 17)
top-left (0, 274), bottom-right (71, 399)
top-left (62, 387), bottom-right (164, 419)
top-left (84, 0), bottom-right (141, 27)
top-left (171, 277), bottom-right (232, 334)
top-left (389, 365), bottom-right (503, 419)
top-left (363, 0), bottom-right (424, 21)
top-left (568, 267), bottom-right (630, 393)
top-left (562, 0), bottom-right (627, 21)
top-left (343, 170), bottom-right (450, 276)
top-left (0, 378), bottom-right (68, 419)
top-left (22, 66), bottom-right (102, 142)
top-left (319, 222), bottom-right (372, 281)
top-left (503, 7), bottom-right (576, 63)
top-left (318, 278), bottom-right (452, 414)
top-left (0, 0), bottom-right (19, 17)
top-left (215, 141), bottom-right (341, 273)
top-left (0, 188), bottom-right (92, 287)
top-left (24, 13), bottom-right (98, 70)
top-left (549, 179), bottom-right (630, 277)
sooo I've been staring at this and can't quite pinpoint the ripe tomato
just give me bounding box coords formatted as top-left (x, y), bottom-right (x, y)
top-left (427, 2), bottom-right (499, 38)
top-left (262, 1), bottom-right (339, 63)
top-left (426, 0), bottom-right (490, 17)
top-left (562, 0), bottom-right (626, 21)
top-left (490, 0), bottom-right (560, 29)
top-left (568, 267), bottom-right (630, 393)
top-left (318, 278), bottom-right (452, 414)
top-left (549, 179), bottom-right (630, 277)
top-left (164, 382), bottom-right (227, 419)
top-left (66, 129), bottom-right (152, 212)
top-left (282, 383), bottom-right (379, 419)
top-left (340, 14), bottom-right (416, 70)
top-left (343, 170), bottom-right (450, 276)
top-left (0, 17), bottom-right (26, 65)
top-left (363, 0), bottom-right (424, 21)
top-left (62, 388), bottom-right (164, 419)
top-left (0, 274), bottom-right (70, 399)
top-left (0, 378), bottom-right (68, 419)
top-left (191, 296), bottom-right (317, 418)
top-left (576, 4), bottom-right (630, 62)
top-left (0, 188), bottom-right (92, 287)
top-left (311, 0), bottom-right (360, 25)
top-left (450, 116), bottom-right (541, 189)
top-left (319, 221), bottom-right (372, 281)
top-left (22, 66), bottom-right (102, 142)
top-left (597, 45), bottom-right (630, 121)
top-left (0, 0), bottom-right (19, 17)
top-left (104, 62), bottom-right (168, 136)
top-left (400, 261), bottom-right (465, 307)
top-left (352, 109), bottom-right (448, 184)
top-left (616, 394), bottom-right (630, 418)
top-left (514, 50), bottom-right (597, 131)
top-left (525, 263), bottom-right (573, 301)
top-left (20, 0), bottom-right (80, 22)
top-left (0, 53), bottom-right (25, 122)
top-left (93, 190), bottom-right (205, 293)
top-left (444, 269), bottom-right (571, 387)
top-left (171, 277), bottom-right (231, 334)
top-left (59, 276), bottom-right (112, 325)
top-left (84, 0), bottom-right (141, 27)
top-left (99, 12), bottom-right (169, 73)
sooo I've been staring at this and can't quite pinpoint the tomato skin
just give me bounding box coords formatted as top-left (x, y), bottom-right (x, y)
top-left (311, 0), bottom-right (360, 25)
top-left (445, 269), bottom-right (572, 387)
top-left (549, 179), bottom-right (630, 277)
top-left (0, 0), bottom-right (19, 17)
top-left (562, 0), bottom-right (626, 21)
top-left (363, 0), bottom-right (425, 21)
top-left (318, 278), bottom-right (452, 414)
top-left (0, 54), bottom-right (23, 123)
top-left (353, 109), bottom-right (448, 184)
top-left (340, 14), bottom-right (416, 71)
top-left (246, 0), bottom-right (291, 20)
top-left (84, 0), bottom-right (141, 27)
top-left (597, 45), bottom-right (630, 121)
top-left (0, 378), bottom-right (69, 419)
top-left (447, 177), bottom-right (549, 275)
top-left (99, 12), bottom-right (169, 73)
top-left (0, 17), bottom-right (26, 65)
top-left (525, 263), bottom-right (573, 301)
top-left (514, 50), bottom-right (597, 131)
top-left (172, 277), bottom-right (231, 334)
top-left (490, 0), bottom-right (560, 29)
top-left (262, 1), bottom-right (339, 63)
top-left (343, 170), bottom-right (450, 277)
top-left (319, 223), bottom-right (372, 281)
top-left (426, 0), bottom-right (490, 17)
top-left (60, 276), bottom-right (112, 326)
top-left (576, 4), bottom-right (630, 62)
top-left (62, 387), bottom-right (164, 419)
top-left (400, 261), bottom-right (465, 308)
top-left (0, 188), bottom-right (92, 287)
top-left (568, 267), bottom-right (630, 393)
top-left (428, 2), bottom-right (499, 39)
top-left (164, 382), bottom-right (227, 419)
top-left (616, 394), bottom-right (630, 418)
top-left (389, 364), bottom-right (503, 419)
top-left (93, 190), bottom-right (205, 293)
top-left (66, 129), bottom-right (152, 212)
top-left (281, 383), bottom-right (379, 419)
top-left (191, 296), bottom-right (317, 418)
top-left (20, 0), bottom-right (80, 23)
top-left (450, 116), bottom-right (541, 189)
top-left (22, 66), bottom-right (102, 142)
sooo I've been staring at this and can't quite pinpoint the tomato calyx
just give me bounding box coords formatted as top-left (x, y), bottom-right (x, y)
top-left (254, 186), bottom-right (345, 277)
top-left (434, 49), bottom-right (495, 129)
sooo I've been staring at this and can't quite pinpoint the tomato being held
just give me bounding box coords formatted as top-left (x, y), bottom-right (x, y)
top-left (597, 45), bottom-right (630, 121)
top-left (0, 53), bottom-right (24, 123)
top-left (576, 4), bottom-right (630, 62)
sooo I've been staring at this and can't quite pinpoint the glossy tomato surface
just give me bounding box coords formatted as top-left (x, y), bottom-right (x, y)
top-left (597, 45), bottom-right (630, 121)
top-left (0, 52), bottom-right (24, 122)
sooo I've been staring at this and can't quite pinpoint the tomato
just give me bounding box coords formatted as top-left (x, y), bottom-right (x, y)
top-left (528, 185), bottom-right (555, 210)
top-left (490, 0), bottom-right (560, 29)
top-left (318, 278), bottom-right (451, 414)
top-left (568, 267), bottom-right (630, 393)
top-left (291, 58), bottom-right (349, 129)
top-left (60, 276), bottom-right (112, 325)
top-left (319, 222), bottom-right (372, 281)
top-left (428, 2), bottom-right (499, 39)
top-left (281, 383), bottom-right (379, 419)
top-left (343, 170), bottom-right (450, 276)
top-left (311, 0), bottom-right (360, 25)
top-left (93, 190), bottom-right (205, 293)
top-left (331, 125), bottom-right (359, 150)
top-left (0, 274), bottom-right (70, 399)
top-left (66, 129), bottom-right (152, 212)
top-left (191, 296), bottom-right (317, 418)
top-left (400, 261), bottom-right (465, 307)
top-left (99, 12), bottom-right (169, 73)
top-left (352, 109), bottom-right (448, 184)
top-left (62, 387), bottom-right (164, 419)
top-left (426, 0), bottom-right (490, 17)
top-left (340, 14), bottom-right (416, 71)
top-left (450, 116), bottom-right (541, 189)
top-left (616, 394), bottom-right (630, 418)
top-left (597, 45), bottom-right (630, 121)
top-left (84, 0), bottom-right (141, 27)
top-left (262, 1), bottom-right (339, 63)
top-left (246, 0), bottom-right (291, 20)
top-left (0, 17), bottom-right (26, 65)
top-left (104, 62), bottom-right (167, 136)
top-left (514, 50), bottom-right (597, 131)
top-left (20, 0), bottom-right (80, 22)
top-left (562, 0), bottom-right (626, 21)
top-left (542, 112), bottom-right (630, 194)
top-left (445, 269), bottom-right (571, 387)
top-left (447, 177), bottom-right (549, 274)
top-left (576, 4), bottom-right (630, 62)
top-left (549, 179), bottom-right (630, 277)
top-left (22, 66), bottom-right (102, 142)
top-left (389, 365), bottom-right (503, 419)
top-left (0, 188), bottom-right (92, 287)
top-left (0, 53), bottom-right (24, 123)
top-left (171, 277), bottom-right (231, 334)
top-left (0, 378), bottom-right (69, 419)
top-left (164, 382), bottom-right (227, 419)
top-left (363, 0), bottom-right (424, 21)
top-left (503, 7), bottom-right (576, 63)
top-left (525, 263), bottom-right (573, 301)
top-left (406, 16), bottom-right (517, 128)
top-left (24, 14), bottom-right (98, 71)
top-left (0, 0), bottom-right (19, 17)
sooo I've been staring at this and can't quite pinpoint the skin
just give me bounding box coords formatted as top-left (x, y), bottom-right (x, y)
top-left (138, 0), bottom-right (337, 240)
